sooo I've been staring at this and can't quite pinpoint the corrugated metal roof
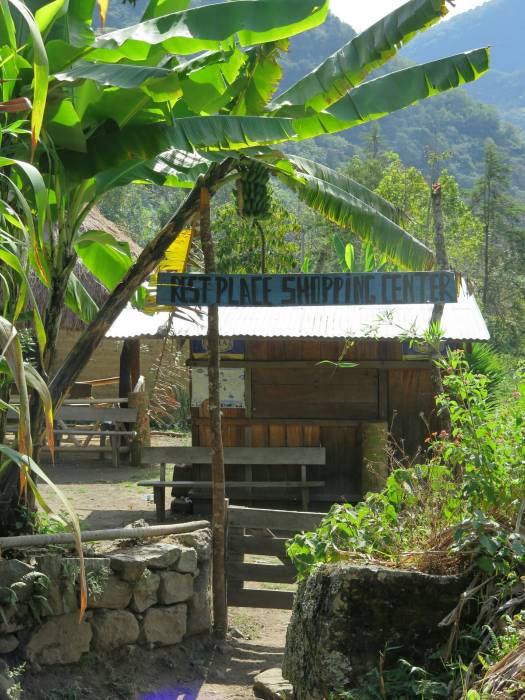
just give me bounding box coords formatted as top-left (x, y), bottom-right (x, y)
top-left (107, 285), bottom-right (489, 341)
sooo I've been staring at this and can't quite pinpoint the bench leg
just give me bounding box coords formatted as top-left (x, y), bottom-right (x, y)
top-left (111, 435), bottom-right (120, 468)
top-left (153, 487), bottom-right (166, 522)
top-left (99, 434), bottom-right (106, 461)
top-left (301, 465), bottom-right (309, 511)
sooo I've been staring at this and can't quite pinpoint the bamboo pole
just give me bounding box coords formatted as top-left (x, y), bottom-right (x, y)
top-left (0, 520), bottom-right (210, 549)
top-left (199, 187), bottom-right (228, 638)
top-left (430, 182), bottom-right (451, 432)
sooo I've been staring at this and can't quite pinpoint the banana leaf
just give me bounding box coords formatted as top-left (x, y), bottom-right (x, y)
top-left (34, 0), bottom-right (68, 35)
top-left (290, 49), bottom-right (490, 138)
top-left (65, 271), bottom-right (99, 324)
top-left (0, 319), bottom-right (31, 459)
top-left (276, 168), bottom-right (435, 271)
top-left (24, 361), bottom-right (54, 457)
top-left (55, 48), bottom-right (241, 91)
top-left (282, 155), bottom-right (401, 223)
top-left (91, 0), bottom-right (328, 59)
top-left (141, 0), bottom-right (189, 21)
top-left (91, 150), bottom-right (215, 192)
top-left (271, 0), bottom-right (447, 114)
top-left (61, 115), bottom-right (297, 178)
top-left (75, 230), bottom-right (134, 292)
top-left (5, 0), bottom-right (49, 153)
top-left (229, 40), bottom-right (288, 116)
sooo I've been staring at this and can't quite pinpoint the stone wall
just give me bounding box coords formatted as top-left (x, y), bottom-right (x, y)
top-left (283, 563), bottom-right (468, 699)
top-left (0, 530), bottom-right (211, 666)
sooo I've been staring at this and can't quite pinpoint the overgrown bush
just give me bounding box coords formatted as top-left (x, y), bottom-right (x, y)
top-left (287, 351), bottom-right (525, 698)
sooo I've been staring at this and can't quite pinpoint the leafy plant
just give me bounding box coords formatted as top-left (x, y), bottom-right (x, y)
top-left (463, 343), bottom-right (505, 394)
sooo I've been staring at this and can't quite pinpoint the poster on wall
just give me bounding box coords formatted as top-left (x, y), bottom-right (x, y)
top-left (190, 338), bottom-right (245, 360)
top-left (191, 368), bottom-right (246, 408)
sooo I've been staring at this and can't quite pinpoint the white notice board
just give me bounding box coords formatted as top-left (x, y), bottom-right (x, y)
top-left (191, 368), bottom-right (246, 408)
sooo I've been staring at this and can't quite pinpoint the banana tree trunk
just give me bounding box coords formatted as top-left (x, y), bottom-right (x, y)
top-left (49, 158), bottom-right (235, 408)
top-left (0, 463), bottom-right (23, 536)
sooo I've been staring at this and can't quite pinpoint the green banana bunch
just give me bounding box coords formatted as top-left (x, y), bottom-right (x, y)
top-left (234, 159), bottom-right (271, 219)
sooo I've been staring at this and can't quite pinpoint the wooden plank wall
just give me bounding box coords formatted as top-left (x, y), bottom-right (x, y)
top-left (190, 339), bottom-right (436, 509)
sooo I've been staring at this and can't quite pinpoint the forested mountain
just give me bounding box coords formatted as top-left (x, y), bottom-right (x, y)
top-left (403, 0), bottom-right (525, 131)
top-left (281, 13), bottom-right (525, 191)
top-left (106, 4), bottom-right (525, 191)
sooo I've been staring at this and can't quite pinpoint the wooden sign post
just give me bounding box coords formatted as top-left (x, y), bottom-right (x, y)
top-left (157, 271), bottom-right (458, 307)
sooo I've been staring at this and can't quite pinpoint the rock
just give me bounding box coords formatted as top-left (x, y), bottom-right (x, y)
top-left (283, 563), bottom-right (469, 699)
top-left (175, 529), bottom-right (212, 562)
top-left (110, 543), bottom-right (182, 578)
top-left (61, 585), bottom-right (80, 615)
top-left (125, 519), bottom-right (149, 529)
top-left (171, 547), bottom-right (198, 575)
top-left (26, 612), bottom-right (92, 665)
top-left (185, 560), bottom-right (212, 636)
top-left (0, 560), bottom-right (33, 590)
top-left (87, 574), bottom-right (132, 609)
top-left (131, 571), bottom-right (160, 613)
top-left (229, 626), bottom-right (248, 640)
top-left (254, 668), bottom-right (294, 700)
top-left (158, 572), bottom-right (193, 605)
top-left (142, 605), bottom-right (187, 646)
top-left (109, 552), bottom-right (147, 583)
top-left (33, 555), bottom-right (64, 616)
top-left (0, 636), bottom-right (18, 654)
top-left (0, 621), bottom-right (23, 636)
top-left (91, 610), bottom-right (139, 650)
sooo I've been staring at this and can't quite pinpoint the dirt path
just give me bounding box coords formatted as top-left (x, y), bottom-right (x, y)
top-left (21, 607), bottom-right (291, 699)
top-left (38, 434), bottom-right (185, 529)
top-left (38, 458), bottom-right (165, 529)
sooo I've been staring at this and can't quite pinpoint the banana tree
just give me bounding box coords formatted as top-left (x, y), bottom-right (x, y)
top-left (0, 0), bottom-right (489, 406)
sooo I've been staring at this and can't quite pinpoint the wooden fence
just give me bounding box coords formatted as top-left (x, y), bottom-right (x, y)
top-left (226, 505), bottom-right (325, 609)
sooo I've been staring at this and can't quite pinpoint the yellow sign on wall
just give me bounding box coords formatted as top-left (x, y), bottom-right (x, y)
top-left (145, 229), bottom-right (193, 313)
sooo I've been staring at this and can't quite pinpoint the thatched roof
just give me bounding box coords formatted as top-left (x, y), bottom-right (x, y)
top-left (82, 208), bottom-right (142, 259)
top-left (32, 208), bottom-right (142, 331)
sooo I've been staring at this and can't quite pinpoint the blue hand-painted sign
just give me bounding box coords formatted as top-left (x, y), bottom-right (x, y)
top-left (156, 272), bottom-right (458, 307)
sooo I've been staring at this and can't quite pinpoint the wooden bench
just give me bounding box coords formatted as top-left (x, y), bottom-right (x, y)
top-left (7, 403), bottom-right (137, 467)
top-left (53, 405), bottom-right (137, 467)
top-left (138, 446), bottom-right (326, 521)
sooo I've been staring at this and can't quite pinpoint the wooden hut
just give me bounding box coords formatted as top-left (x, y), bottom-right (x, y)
top-left (107, 285), bottom-right (489, 509)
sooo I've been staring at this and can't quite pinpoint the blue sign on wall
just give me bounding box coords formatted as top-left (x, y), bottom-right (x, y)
top-left (156, 272), bottom-right (458, 307)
